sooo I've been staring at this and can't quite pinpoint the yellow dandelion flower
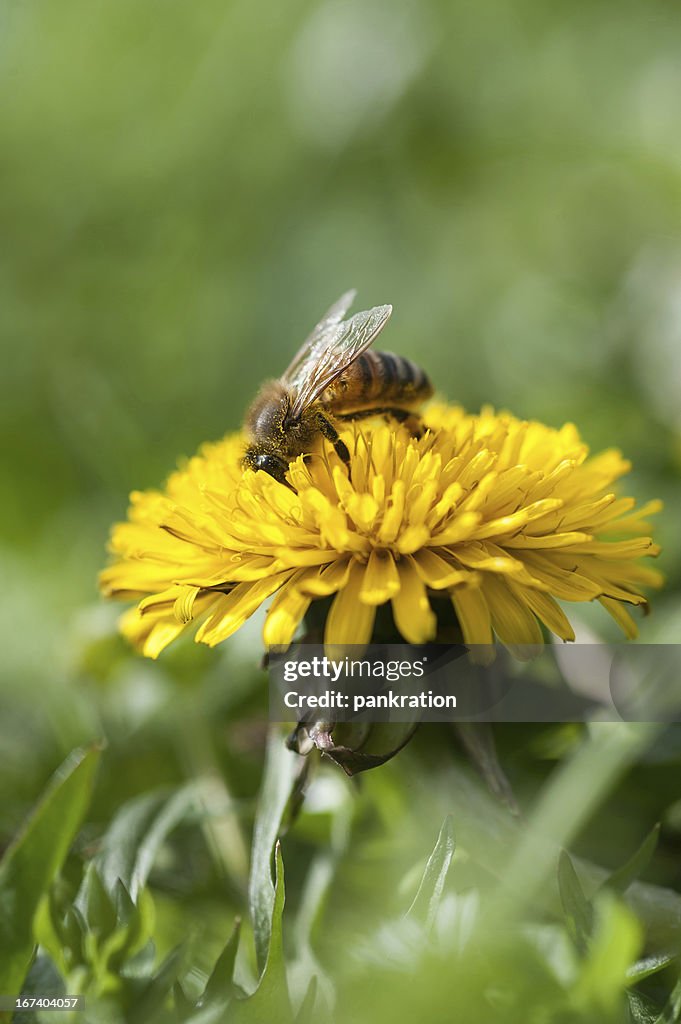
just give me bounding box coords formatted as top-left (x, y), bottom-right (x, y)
top-left (99, 404), bottom-right (663, 658)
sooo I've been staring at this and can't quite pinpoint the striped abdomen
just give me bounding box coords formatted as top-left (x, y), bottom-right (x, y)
top-left (321, 350), bottom-right (433, 413)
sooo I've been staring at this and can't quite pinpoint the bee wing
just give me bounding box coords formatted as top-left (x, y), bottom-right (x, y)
top-left (282, 289), bottom-right (357, 385)
top-left (287, 303), bottom-right (393, 420)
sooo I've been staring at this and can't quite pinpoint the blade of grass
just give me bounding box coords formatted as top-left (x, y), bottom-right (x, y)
top-left (605, 823), bottom-right (661, 894)
top-left (498, 723), bottom-right (660, 915)
top-left (89, 783), bottom-right (199, 902)
top-left (558, 850), bottom-right (593, 953)
top-left (201, 918), bottom-right (241, 1005)
top-left (407, 815), bottom-right (456, 930)
top-left (0, 745), bottom-right (101, 1000)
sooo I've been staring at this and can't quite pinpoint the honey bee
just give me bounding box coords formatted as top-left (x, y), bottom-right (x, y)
top-left (243, 290), bottom-right (433, 486)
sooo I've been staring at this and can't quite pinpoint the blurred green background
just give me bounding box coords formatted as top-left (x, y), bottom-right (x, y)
top-left (2, 0), bottom-right (681, 1019)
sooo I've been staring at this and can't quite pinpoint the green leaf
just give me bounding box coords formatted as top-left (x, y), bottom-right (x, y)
top-left (173, 980), bottom-right (194, 1020)
top-left (119, 939), bottom-right (156, 981)
top-left (288, 778), bottom-right (351, 1013)
top-left (111, 880), bottom-right (156, 960)
top-left (63, 905), bottom-right (87, 958)
top-left (236, 842), bottom-right (291, 1023)
top-left (572, 894), bottom-right (642, 1015)
top-left (128, 943), bottom-right (187, 1024)
top-left (604, 823), bottom-right (660, 894)
top-left (0, 745), bottom-right (100, 999)
top-left (655, 974), bottom-right (681, 1024)
top-left (628, 990), bottom-right (663, 1024)
top-left (454, 724), bottom-right (518, 814)
top-left (182, 1000), bottom-right (231, 1024)
top-left (201, 918), bottom-right (241, 1006)
top-left (20, 952), bottom-right (65, 1011)
top-left (249, 727), bottom-right (305, 972)
top-left (90, 785), bottom-right (199, 902)
top-left (295, 976), bottom-right (318, 1023)
top-left (37, 862), bottom-right (155, 986)
top-left (558, 849), bottom-right (593, 954)
top-left (77, 862), bottom-right (118, 937)
top-left (628, 952), bottom-right (677, 984)
top-left (33, 894), bottom-right (69, 977)
top-left (406, 815), bottom-right (456, 930)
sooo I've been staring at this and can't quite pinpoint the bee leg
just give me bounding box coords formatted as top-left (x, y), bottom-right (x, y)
top-left (338, 408), bottom-right (426, 438)
top-left (400, 413), bottom-right (426, 439)
top-left (315, 412), bottom-right (351, 468)
top-left (383, 409), bottom-right (426, 438)
top-left (377, 408), bottom-right (425, 437)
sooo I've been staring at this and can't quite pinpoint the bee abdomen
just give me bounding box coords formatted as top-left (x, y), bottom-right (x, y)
top-left (326, 350), bottom-right (432, 412)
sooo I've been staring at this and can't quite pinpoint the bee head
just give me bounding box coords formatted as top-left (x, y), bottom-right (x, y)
top-left (243, 447), bottom-right (291, 487)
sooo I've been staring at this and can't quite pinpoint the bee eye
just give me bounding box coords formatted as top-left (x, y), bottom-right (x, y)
top-left (248, 452), bottom-right (290, 485)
